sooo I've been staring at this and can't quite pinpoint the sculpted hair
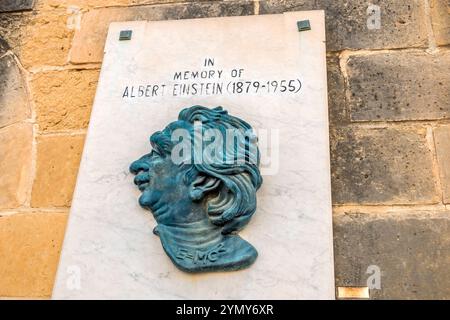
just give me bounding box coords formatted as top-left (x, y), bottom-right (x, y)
top-left (151, 106), bottom-right (263, 234)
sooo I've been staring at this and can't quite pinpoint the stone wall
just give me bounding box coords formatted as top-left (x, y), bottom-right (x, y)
top-left (0, 0), bottom-right (449, 299)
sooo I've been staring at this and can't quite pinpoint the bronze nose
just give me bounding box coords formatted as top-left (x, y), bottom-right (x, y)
top-left (129, 159), bottom-right (150, 174)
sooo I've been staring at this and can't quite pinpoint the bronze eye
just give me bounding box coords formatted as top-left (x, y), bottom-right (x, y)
top-left (151, 149), bottom-right (161, 157)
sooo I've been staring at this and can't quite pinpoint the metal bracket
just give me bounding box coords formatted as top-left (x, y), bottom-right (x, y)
top-left (119, 30), bottom-right (133, 41)
top-left (297, 20), bottom-right (311, 32)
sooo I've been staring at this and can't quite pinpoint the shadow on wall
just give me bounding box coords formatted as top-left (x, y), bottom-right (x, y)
top-left (0, 36), bottom-right (12, 121)
top-left (0, 37), bottom-right (30, 129)
top-left (0, 37), bottom-right (9, 55)
top-left (0, 0), bottom-right (35, 14)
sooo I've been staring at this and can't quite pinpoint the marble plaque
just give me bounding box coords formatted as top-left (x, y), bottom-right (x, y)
top-left (53, 11), bottom-right (334, 299)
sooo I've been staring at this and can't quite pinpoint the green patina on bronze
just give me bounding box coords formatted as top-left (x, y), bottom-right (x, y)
top-left (130, 106), bottom-right (262, 273)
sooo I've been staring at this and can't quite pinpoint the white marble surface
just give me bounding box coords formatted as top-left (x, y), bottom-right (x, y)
top-left (52, 11), bottom-right (335, 299)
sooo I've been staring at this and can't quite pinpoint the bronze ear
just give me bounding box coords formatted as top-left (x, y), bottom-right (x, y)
top-left (189, 175), bottom-right (221, 201)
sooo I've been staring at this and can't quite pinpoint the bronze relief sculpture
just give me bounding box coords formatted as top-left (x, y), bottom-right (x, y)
top-left (130, 106), bottom-right (262, 273)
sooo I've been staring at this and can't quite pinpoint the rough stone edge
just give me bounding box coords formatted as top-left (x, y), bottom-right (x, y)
top-left (0, 0), bottom-right (35, 13)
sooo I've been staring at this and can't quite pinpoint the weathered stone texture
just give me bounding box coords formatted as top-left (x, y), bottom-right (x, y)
top-left (37, 0), bottom-right (193, 10)
top-left (20, 10), bottom-right (74, 68)
top-left (334, 211), bottom-right (450, 299)
top-left (430, 0), bottom-right (450, 45)
top-left (0, 212), bottom-right (68, 297)
top-left (1, 7), bottom-right (71, 67)
top-left (32, 69), bottom-right (99, 131)
top-left (330, 126), bottom-right (439, 205)
top-left (259, 0), bottom-right (428, 51)
top-left (327, 55), bottom-right (347, 124)
top-left (0, 54), bottom-right (30, 128)
top-left (434, 125), bottom-right (450, 203)
top-left (0, 123), bottom-right (33, 209)
top-left (347, 50), bottom-right (450, 122)
top-left (0, 0), bottom-right (35, 13)
top-left (31, 134), bottom-right (85, 208)
top-left (0, 37), bottom-right (9, 56)
top-left (70, 0), bottom-right (255, 63)
top-left (0, 12), bottom-right (31, 57)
